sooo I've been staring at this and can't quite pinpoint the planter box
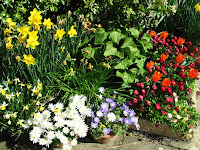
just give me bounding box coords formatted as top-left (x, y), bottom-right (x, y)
top-left (130, 90), bottom-right (197, 141)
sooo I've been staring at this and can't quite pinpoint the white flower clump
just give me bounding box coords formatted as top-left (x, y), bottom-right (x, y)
top-left (27, 94), bottom-right (91, 150)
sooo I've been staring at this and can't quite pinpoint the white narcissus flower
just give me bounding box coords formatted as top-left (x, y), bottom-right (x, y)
top-left (96, 111), bottom-right (103, 117)
top-left (168, 113), bottom-right (172, 119)
top-left (39, 138), bottom-right (47, 146)
top-left (63, 127), bottom-right (70, 134)
top-left (71, 139), bottom-right (78, 146)
top-left (55, 102), bottom-right (64, 110)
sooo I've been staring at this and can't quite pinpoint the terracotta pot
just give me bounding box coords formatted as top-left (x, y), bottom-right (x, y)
top-left (90, 134), bottom-right (117, 144)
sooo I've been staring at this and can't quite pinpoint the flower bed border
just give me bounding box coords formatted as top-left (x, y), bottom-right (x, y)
top-left (130, 90), bottom-right (197, 141)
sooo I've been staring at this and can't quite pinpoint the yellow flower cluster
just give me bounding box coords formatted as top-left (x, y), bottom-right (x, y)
top-left (195, 3), bottom-right (200, 12)
top-left (0, 78), bottom-right (43, 126)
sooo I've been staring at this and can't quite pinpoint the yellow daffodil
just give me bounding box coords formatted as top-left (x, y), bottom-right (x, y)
top-left (6, 40), bottom-right (13, 50)
top-left (28, 30), bottom-right (38, 37)
top-left (68, 26), bottom-right (77, 38)
top-left (6, 18), bottom-right (16, 29)
top-left (17, 36), bottom-right (27, 45)
top-left (43, 18), bottom-right (53, 29)
top-left (13, 112), bottom-right (17, 118)
top-left (4, 28), bottom-right (12, 36)
top-left (195, 3), bottom-right (200, 12)
top-left (55, 28), bottom-right (66, 40)
top-left (24, 105), bottom-right (29, 110)
top-left (38, 83), bottom-right (42, 90)
top-left (8, 120), bottom-right (11, 125)
top-left (4, 113), bottom-right (10, 119)
top-left (98, 24), bottom-right (102, 28)
top-left (16, 92), bottom-right (21, 97)
top-left (61, 46), bottom-right (65, 53)
top-left (17, 26), bottom-right (31, 38)
top-left (22, 54), bottom-right (36, 66)
top-left (16, 55), bottom-right (21, 62)
top-left (0, 101), bottom-right (8, 110)
top-left (26, 35), bottom-right (39, 49)
top-left (17, 120), bottom-right (23, 126)
top-left (28, 8), bottom-right (42, 29)
top-left (40, 106), bottom-right (44, 111)
top-left (69, 68), bottom-right (76, 76)
top-left (5, 37), bottom-right (12, 43)
top-left (88, 63), bottom-right (93, 70)
top-left (1, 89), bottom-right (6, 95)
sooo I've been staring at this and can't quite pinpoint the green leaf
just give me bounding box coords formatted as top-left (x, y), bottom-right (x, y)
top-left (15, 13), bottom-right (21, 20)
top-left (60, 0), bottom-right (65, 5)
top-left (121, 46), bottom-right (139, 57)
top-left (109, 31), bottom-right (125, 44)
top-left (129, 28), bottom-right (140, 38)
top-left (90, 29), bottom-right (107, 45)
top-left (115, 51), bottom-right (124, 59)
top-left (135, 57), bottom-right (146, 75)
top-left (116, 71), bottom-right (135, 84)
top-left (121, 37), bottom-right (137, 48)
top-left (81, 46), bottom-right (95, 59)
top-left (138, 39), bottom-right (153, 52)
top-left (104, 41), bottom-right (118, 57)
top-left (114, 58), bottom-right (133, 70)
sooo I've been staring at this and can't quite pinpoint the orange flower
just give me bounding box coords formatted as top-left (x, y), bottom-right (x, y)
top-left (161, 78), bottom-right (171, 87)
top-left (188, 68), bottom-right (198, 78)
top-left (198, 58), bottom-right (200, 64)
top-left (146, 60), bottom-right (155, 69)
top-left (149, 30), bottom-right (156, 37)
top-left (175, 54), bottom-right (185, 63)
top-left (160, 53), bottom-right (168, 62)
top-left (160, 31), bottom-right (169, 39)
top-left (152, 71), bottom-right (163, 83)
top-left (177, 37), bottom-right (185, 46)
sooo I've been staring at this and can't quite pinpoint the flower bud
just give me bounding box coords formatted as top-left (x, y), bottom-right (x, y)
top-left (129, 100), bottom-right (133, 106)
top-left (179, 81), bottom-right (184, 86)
top-left (136, 83), bottom-right (141, 87)
top-left (179, 85), bottom-right (184, 91)
top-left (134, 90), bottom-right (139, 95)
top-left (190, 53), bottom-right (194, 57)
top-left (169, 98), bottom-right (174, 103)
top-left (156, 66), bottom-right (161, 71)
top-left (188, 88), bottom-right (192, 93)
top-left (133, 98), bottom-right (138, 103)
top-left (175, 107), bottom-right (179, 111)
top-left (188, 41), bottom-right (192, 45)
top-left (145, 77), bottom-right (150, 82)
top-left (141, 89), bottom-right (146, 94)
top-left (165, 97), bottom-right (170, 102)
top-left (155, 103), bottom-right (161, 110)
top-left (138, 95), bottom-right (144, 100)
top-left (161, 86), bottom-right (166, 92)
top-left (190, 62), bottom-right (195, 67)
top-left (146, 100), bottom-right (150, 106)
top-left (140, 83), bottom-right (144, 88)
top-left (162, 111), bottom-right (166, 115)
top-left (152, 85), bottom-right (157, 90)
top-left (151, 90), bottom-right (155, 95)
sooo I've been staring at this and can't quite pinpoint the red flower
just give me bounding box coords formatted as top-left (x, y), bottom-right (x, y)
top-left (161, 78), bottom-right (171, 87)
top-left (155, 103), bottom-right (161, 110)
top-left (177, 37), bottom-right (185, 46)
top-left (175, 107), bottom-right (179, 111)
top-left (188, 68), bottom-right (199, 78)
top-left (133, 98), bottom-right (138, 103)
top-left (171, 79), bottom-right (176, 86)
top-left (146, 100), bottom-right (150, 106)
top-left (146, 60), bottom-right (155, 69)
top-left (149, 30), bottom-right (156, 37)
top-left (160, 53), bottom-right (168, 62)
top-left (160, 31), bottom-right (169, 39)
top-left (175, 54), bottom-right (185, 63)
top-left (162, 111), bottom-right (166, 115)
top-left (152, 71), bottom-right (163, 83)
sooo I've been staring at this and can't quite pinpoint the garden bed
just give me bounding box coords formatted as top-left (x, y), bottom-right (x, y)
top-left (130, 89), bottom-right (198, 141)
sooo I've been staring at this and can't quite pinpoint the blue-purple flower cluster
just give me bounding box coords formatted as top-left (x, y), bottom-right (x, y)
top-left (90, 97), bottom-right (140, 135)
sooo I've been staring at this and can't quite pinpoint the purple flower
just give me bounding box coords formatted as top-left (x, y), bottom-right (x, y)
top-left (105, 98), bottom-right (114, 103)
top-left (100, 103), bottom-right (109, 112)
top-left (123, 110), bottom-right (129, 116)
top-left (90, 111), bottom-right (95, 118)
top-left (119, 117), bottom-right (124, 124)
top-left (130, 116), bottom-right (138, 124)
top-left (109, 107), bottom-right (114, 112)
top-left (103, 128), bottom-right (112, 135)
top-left (94, 117), bottom-right (100, 123)
top-left (129, 110), bottom-right (136, 117)
top-left (110, 102), bottom-right (117, 108)
top-left (99, 87), bottom-right (105, 93)
top-left (91, 122), bottom-right (98, 129)
top-left (120, 106), bottom-right (125, 111)
top-left (116, 101), bottom-right (121, 106)
top-left (124, 117), bottom-right (131, 125)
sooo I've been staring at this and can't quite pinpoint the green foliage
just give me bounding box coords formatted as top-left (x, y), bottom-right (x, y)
top-left (157, 0), bottom-right (200, 44)
top-left (74, 0), bottom-right (176, 30)
top-left (0, 0), bottom-right (70, 25)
